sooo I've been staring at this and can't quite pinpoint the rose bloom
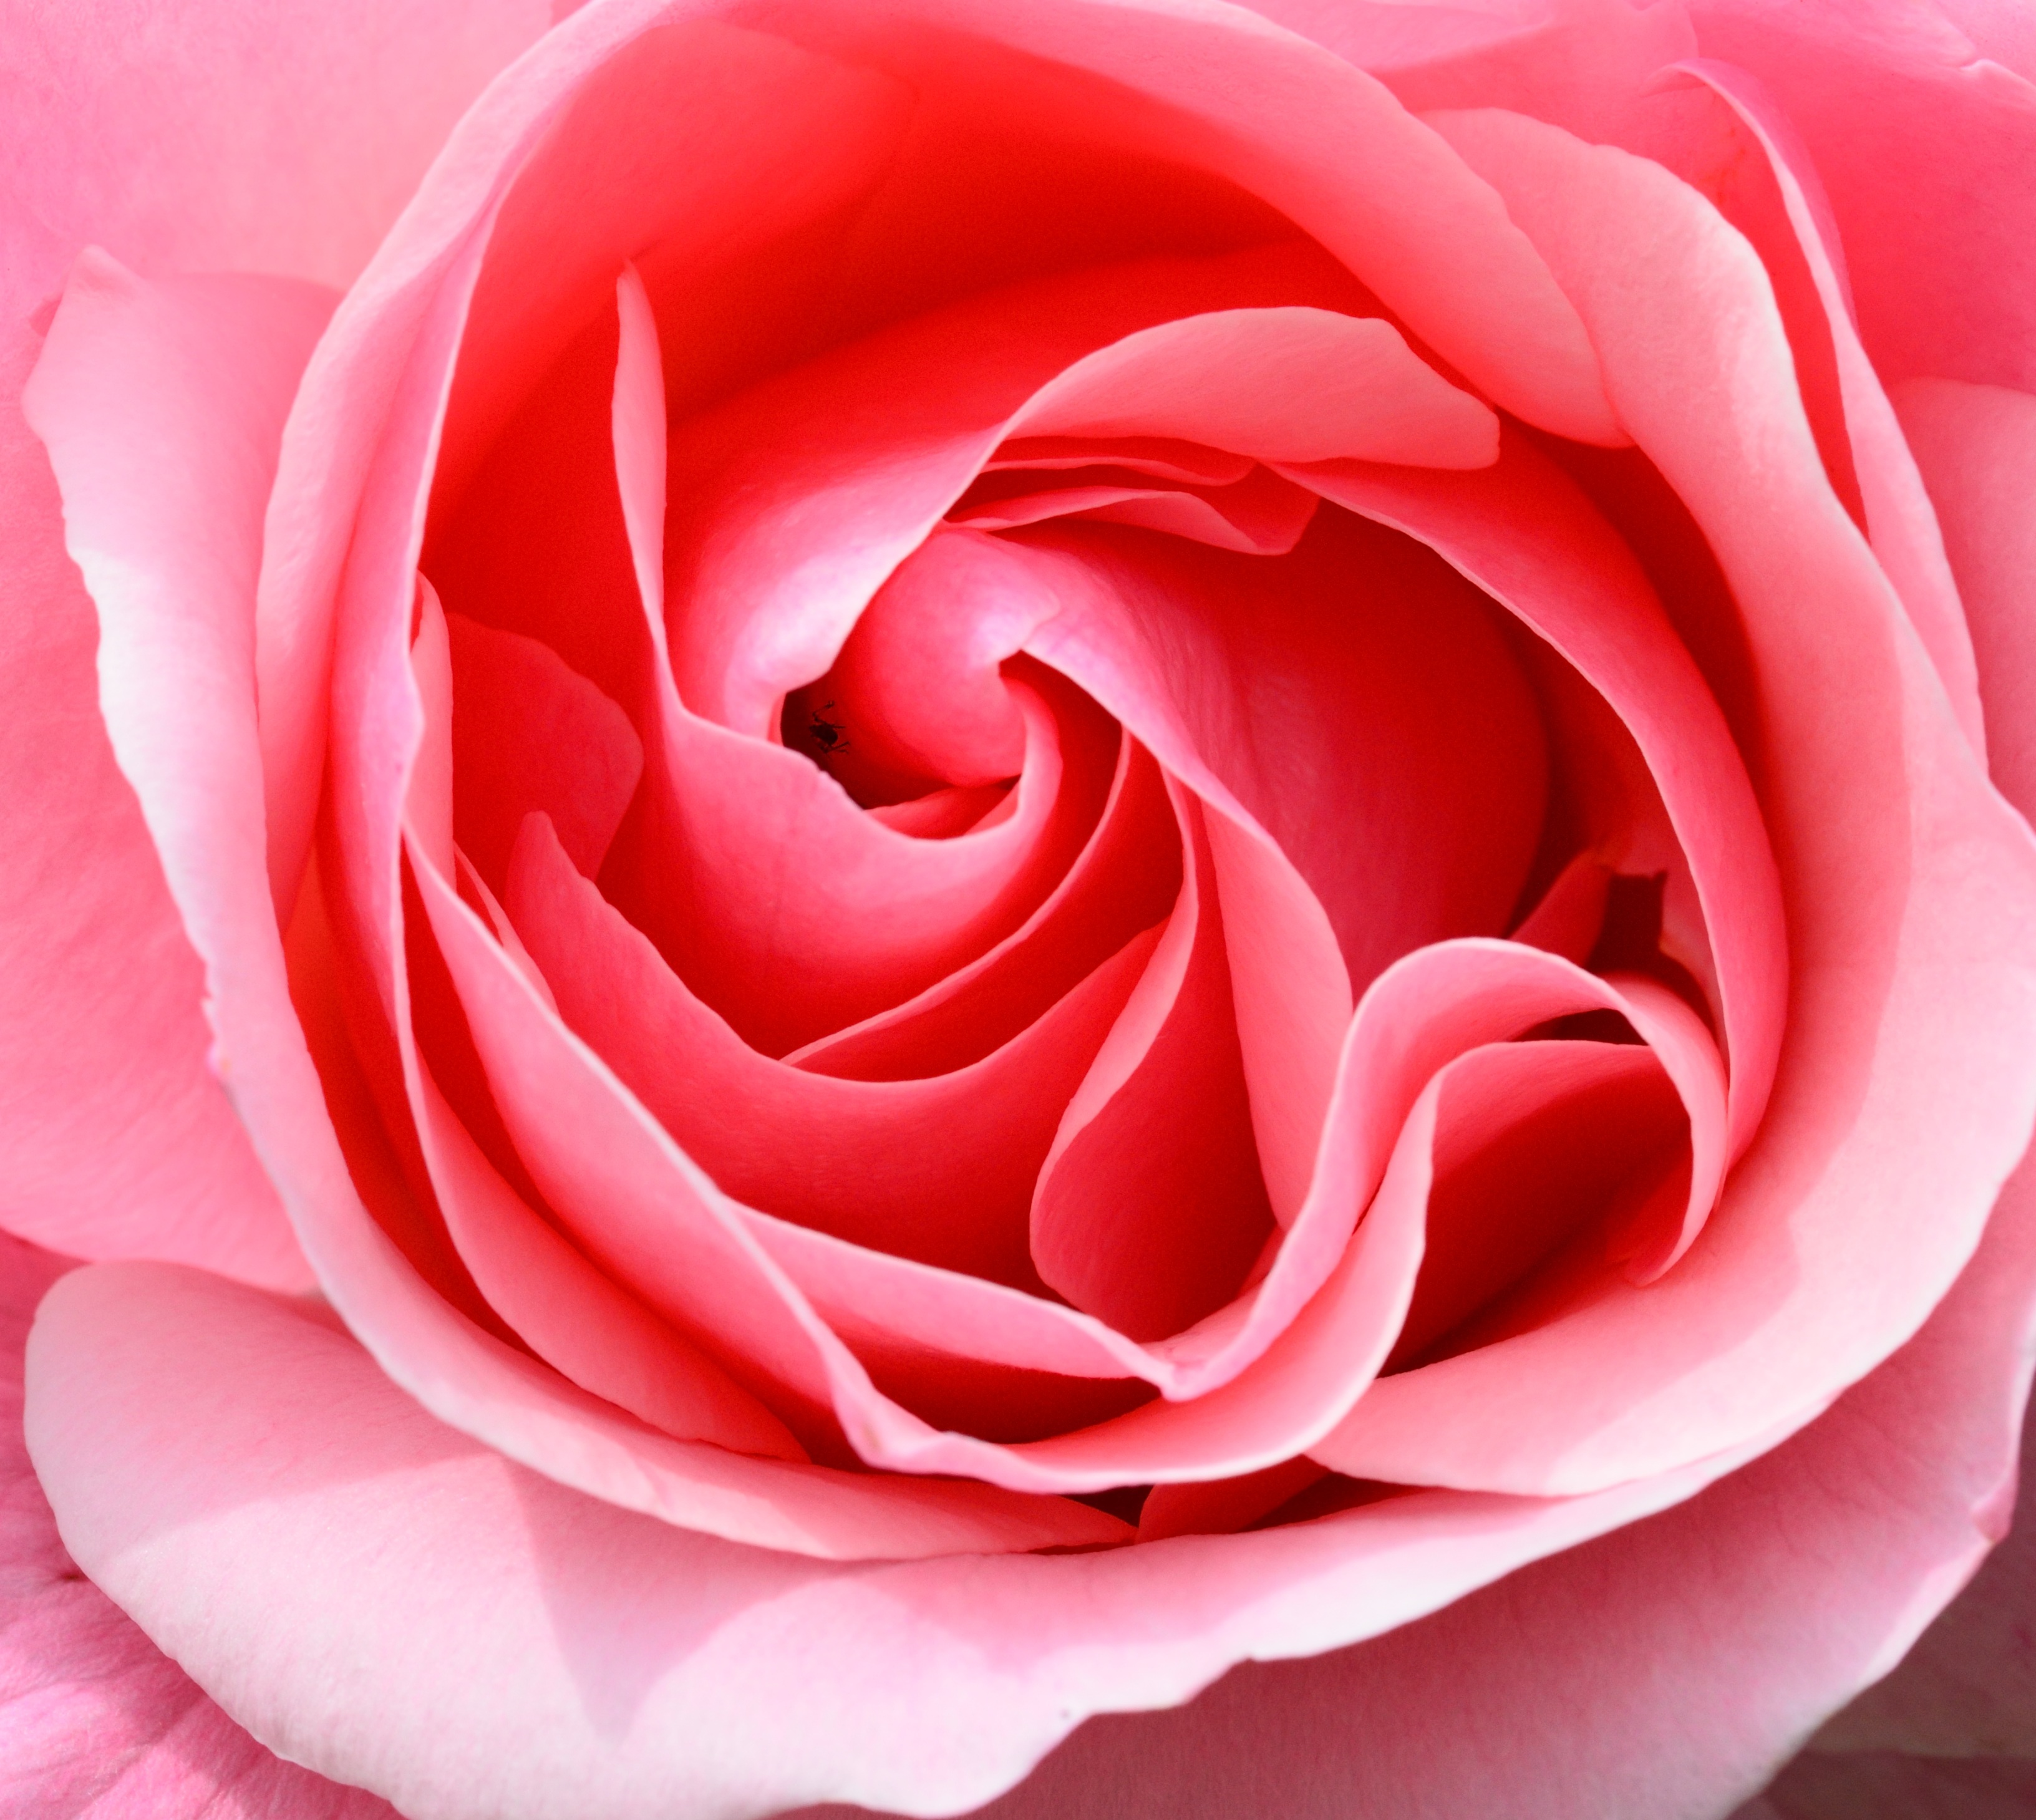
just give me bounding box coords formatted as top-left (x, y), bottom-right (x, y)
top-left (7, 0), bottom-right (2036, 1815)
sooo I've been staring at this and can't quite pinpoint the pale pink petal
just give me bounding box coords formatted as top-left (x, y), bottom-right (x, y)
top-left (1893, 379), bottom-right (2036, 818)
top-left (25, 1254), bottom-right (1782, 1820)
top-left (17, 251), bottom-right (336, 1292)
top-left (0, 1231), bottom-right (385, 1819)
top-left (1290, 0), bottom-right (1700, 145)
top-left (1006, 307), bottom-right (1498, 467)
top-left (1809, 1379), bottom-right (2036, 1755)
top-left (9, 0), bottom-right (546, 304)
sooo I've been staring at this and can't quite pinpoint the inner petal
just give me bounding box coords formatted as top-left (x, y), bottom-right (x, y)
top-left (1029, 779), bottom-right (1274, 1339)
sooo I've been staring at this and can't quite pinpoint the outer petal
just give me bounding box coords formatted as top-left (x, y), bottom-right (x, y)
top-left (24, 1255), bottom-right (1788, 1820)
top-left (0, 1231), bottom-right (385, 1819)
top-left (16, 253), bottom-right (332, 1291)
top-left (1687, 0), bottom-right (2036, 394)
top-left (0, 0), bottom-right (550, 1277)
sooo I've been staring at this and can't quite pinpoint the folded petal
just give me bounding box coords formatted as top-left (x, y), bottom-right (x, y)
top-left (1666, 59), bottom-right (1985, 753)
top-left (507, 810), bottom-right (1148, 1287)
top-left (815, 1142), bottom-right (2036, 1820)
top-left (1314, 104), bottom-right (2036, 1494)
top-left (1687, 0), bottom-right (2036, 397)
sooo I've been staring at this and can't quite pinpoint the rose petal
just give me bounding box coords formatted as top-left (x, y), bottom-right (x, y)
top-left (18, 251), bottom-right (335, 1292)
top-left (413, 1055), bottom-right (809, 1461)
top-left (779, 0), bottom-right (1622, 442)
top-left (1012, 511), bottom-right (1548, 1224)
top-left (1006, 306), bottom-right (1498, 467)
top-left (1893, 378), bottom-right (2036, 817)
top-left (445, 612), bottom-right (643, 888)
top-left (1304, 103), bottom-right (2036, 1495)
top-left (0, 1232), bottom-right (388, 1818)
top-left (1029, 780), bottom-right (1273, 1338)
top-left (25, 1253), bottom-right (1785, 1820)
top-left (604, 281), bottom-right (1119, 1050)
top-left (797, 1145), bottom-right (2036, 1820)
top-left (1292, 430), bottom-right (1783, 1163)
top-left (949, 467), bottom-right (1321, 558)
top-left (1686, 0), bottom-right (2036, 397)
top-left (655, 242), bottom-right (1404, 735)
top-left (505, 808), bottom-right (1150, 1288)
top-left (1666, 57), bottom-right (1986, 753)
top-left (787, 735), bottom-right (1182, 1082)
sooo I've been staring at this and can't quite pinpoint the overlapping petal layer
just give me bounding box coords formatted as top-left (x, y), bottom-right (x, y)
top-left (16, 2), bottom-right (2036, 1817)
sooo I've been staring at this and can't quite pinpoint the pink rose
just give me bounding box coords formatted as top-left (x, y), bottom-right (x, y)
top-left (7, 1), bottom-right (2036, 1816)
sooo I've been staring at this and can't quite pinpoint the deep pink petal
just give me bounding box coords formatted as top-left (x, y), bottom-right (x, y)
top-left (1662, 58), bottom-right (1985, 753)
top-left (412, 1057), bottom-right (808, 1461)
top-left (950, 467), bottom-right (1321, 557)
top-left (311, 842), bottom-right (1101, 1557)
top-left (796, 0), bottom-right (1621, 440)
top-left (1305, 104), bottom-right (2036, 1496)
top-left (1687, 0), bottom-right (2036, 395)
top-left (1292, 433), bottom-right (1782, 1162)
top-left (656, 243), bottom-right (1397, 737)
top-left (788, 735), bottom-right (1181, 1082)
top-left (1030, 782), bottom-right (1272, 1338)
top-left (446, 612), bottom-right (643, 888)
top-left (507, 809), bottom-right (1148, 1288)
top-left (259, 1), bottom-right (914, 906)
top-left (1747, 1754), bottom-right (2036, 1820)
top-left (1012, 513), bottom-right (1546, 1226)
top-left (26, 1254), bottom-right (1778, 1820)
